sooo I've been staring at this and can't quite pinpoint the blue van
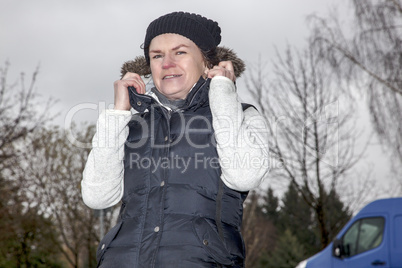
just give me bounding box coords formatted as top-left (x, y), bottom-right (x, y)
top-left (296, 197), bottom-right (402, 268)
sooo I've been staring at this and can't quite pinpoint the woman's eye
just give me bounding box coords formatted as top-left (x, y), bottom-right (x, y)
top-left (177, 51), bottom-right (186, 55)
top-left (152, 55), bottom-right (162, 59)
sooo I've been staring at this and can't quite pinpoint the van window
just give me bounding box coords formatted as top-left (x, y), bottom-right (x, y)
top-left (342, 217), bottom-right (385, 257)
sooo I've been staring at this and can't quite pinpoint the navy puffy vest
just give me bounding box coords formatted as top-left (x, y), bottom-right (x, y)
top-left (97, 78), bottom-right (248, 267)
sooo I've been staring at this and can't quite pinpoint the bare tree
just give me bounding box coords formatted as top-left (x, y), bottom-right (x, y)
top-left (0, 62), bottom-right (63, 266)
top-left (310, 0), bottom-right (402, 176)
top-left (13, 124), bottom-right (119, 268)
top-left (0, 61), bottom-right (55, 172)
top-left (245, 42), bottom-right (366, 248)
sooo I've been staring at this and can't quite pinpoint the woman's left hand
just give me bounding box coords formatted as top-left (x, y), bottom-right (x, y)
top-left (207, 61), bottom-right (236, 82)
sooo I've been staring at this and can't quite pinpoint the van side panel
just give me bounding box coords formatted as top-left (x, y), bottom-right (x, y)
top-left (391, 214), bottom-right (402, 267)
top-left (305, 245), bottom-right (333, 268)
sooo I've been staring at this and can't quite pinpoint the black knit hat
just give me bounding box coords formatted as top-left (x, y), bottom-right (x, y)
top-left (143, 12), bottom-right (221, 64)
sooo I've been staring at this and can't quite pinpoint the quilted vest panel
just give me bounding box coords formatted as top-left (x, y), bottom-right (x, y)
top-left (97, 79), bottom-right (247, 268)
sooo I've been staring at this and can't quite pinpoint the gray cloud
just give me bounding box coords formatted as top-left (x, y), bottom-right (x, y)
top-left (1, 0), bottom-right (339, 124)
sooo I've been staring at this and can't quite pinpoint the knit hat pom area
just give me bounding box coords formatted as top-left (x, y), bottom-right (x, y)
top-left (143, 12), bottom-right (221, 64)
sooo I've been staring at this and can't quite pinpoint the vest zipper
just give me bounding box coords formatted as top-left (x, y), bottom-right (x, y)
top-left (150, 105), bottom-right (171, 267)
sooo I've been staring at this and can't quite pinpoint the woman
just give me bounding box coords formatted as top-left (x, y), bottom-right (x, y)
top-left (82, 11), bottom-right (269, 267)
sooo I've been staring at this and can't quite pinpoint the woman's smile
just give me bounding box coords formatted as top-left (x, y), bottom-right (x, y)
top-left (163, 74), bottom-right (182, 80)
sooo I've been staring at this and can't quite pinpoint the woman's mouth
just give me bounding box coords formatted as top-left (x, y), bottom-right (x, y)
top-left (163, 74), bottom-right (182, 80)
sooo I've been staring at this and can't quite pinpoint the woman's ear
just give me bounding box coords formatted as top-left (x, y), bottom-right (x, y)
top-left (203, 64), bottom-right (210, 78)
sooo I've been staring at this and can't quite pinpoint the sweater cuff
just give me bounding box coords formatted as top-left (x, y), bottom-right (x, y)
top-left (210, 76), bottom-right (236, 93)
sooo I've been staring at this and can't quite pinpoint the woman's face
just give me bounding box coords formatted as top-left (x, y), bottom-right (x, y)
top-left (149, 33), bottom-right (208, 100)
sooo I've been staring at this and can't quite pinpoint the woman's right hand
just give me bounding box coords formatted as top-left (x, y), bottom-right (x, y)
top-left (114, 72), bottom-right (146, 111)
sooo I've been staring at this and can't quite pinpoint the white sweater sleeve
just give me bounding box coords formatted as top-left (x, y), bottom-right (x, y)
top-left (81, 109), bottom-right (132, 209)
top-left (209, 76), bottom-right (270, 192)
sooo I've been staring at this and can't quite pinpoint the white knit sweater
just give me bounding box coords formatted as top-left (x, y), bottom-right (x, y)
top-left (81, 76), bottom-right (270, 209)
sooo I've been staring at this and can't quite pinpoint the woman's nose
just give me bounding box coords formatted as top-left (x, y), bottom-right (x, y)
top-left (162, 54), bottom-right (175, 69)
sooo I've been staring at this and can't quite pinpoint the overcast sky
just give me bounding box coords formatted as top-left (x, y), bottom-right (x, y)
top-left (1, 0), bottom-right (343, 121)
top-left (1, 0), bottom-right (396, 203)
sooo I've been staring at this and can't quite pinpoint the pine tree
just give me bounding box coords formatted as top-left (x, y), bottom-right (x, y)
top-left (259, 229), bottom-right (306, 268)
top-left (278, 183), bottom-right (318, 256)
top-left (274, 182), bottom-right (352, 258)
top-left (323, 189), bottom-right (351, 241)
top-left (261, 187), bottom-right (279, 224)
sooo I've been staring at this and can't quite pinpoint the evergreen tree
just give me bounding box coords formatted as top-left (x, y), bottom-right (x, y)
top-left (272, 182), bottom-right (352, 259)
top-left (261, 187), bottom-right (279, 224)
top-left (258, 229), bottom-right (306, 268)
top-left (278, 183), bottom-right (318, 256)
top-left (323, 189), bottom-right (352, 241)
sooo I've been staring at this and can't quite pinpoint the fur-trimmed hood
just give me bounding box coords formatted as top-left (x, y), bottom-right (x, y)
top-left (120, 46), bottom-right (245, 79)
